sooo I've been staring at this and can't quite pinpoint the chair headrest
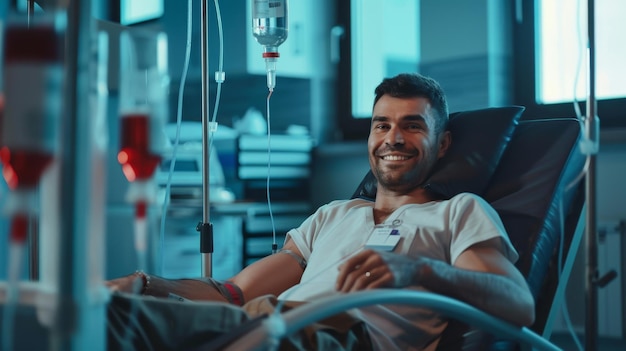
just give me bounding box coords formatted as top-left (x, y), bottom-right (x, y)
top-left (353, 106), bottom-right (525, 200)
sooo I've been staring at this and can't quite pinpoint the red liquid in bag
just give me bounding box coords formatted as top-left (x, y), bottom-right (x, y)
top-left (0, 148), bottom-right (54, 190)
top-left (117, 113), bottom-right (161, 182)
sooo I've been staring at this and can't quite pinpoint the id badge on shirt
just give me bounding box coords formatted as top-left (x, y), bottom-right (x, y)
top-left (365, 226), bottom-right (401, 251)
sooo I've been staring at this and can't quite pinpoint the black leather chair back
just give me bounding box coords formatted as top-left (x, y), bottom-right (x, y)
top-left (352, 110), bottom-right (586, 350)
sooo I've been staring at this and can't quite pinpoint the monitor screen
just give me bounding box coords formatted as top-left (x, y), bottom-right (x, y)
top-left (120, 0), bottom-right (164, 26)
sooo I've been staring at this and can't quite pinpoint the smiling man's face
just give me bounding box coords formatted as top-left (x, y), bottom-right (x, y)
top-left (368, 94), bottom-right (448, 194)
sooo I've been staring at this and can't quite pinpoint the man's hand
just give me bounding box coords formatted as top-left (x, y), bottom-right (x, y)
top-left (335, 249), bottom-right (423, 292)
top-left (105, 273), bottom-right (143, 294)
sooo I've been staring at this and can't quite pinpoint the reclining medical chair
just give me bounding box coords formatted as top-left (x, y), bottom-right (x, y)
top-left (220, 106), bottom-right (587, 351)
top-left (417, 106), bottom-right (587, 350)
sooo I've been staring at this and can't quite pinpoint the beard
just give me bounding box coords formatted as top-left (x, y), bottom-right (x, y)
top-left (372, 151), bottom-right (438, 194)
top-left (374, 164), bottom-right (424, 193)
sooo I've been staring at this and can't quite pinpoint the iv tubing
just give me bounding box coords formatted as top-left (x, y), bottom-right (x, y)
top-left (134, 201), bottom-right (148, 273)
top-left (208, 0), bottom-right (226, 167)
top-left (226, 290), bottom-right (560, 351)
top-left (159, 0), bottom-right (193, 275)
top-left (2, 209), bottom-right (29, 351)
top-left (265, 90), bottom-right (277, 253)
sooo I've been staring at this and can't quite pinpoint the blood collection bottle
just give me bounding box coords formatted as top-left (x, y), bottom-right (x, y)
top-left (118, 113), bottom-right (162, 182)
top-left (117, 31), bottom-right (168, 184)
top-left (1, 22), bottom-right (62, 245)
top-left (0, 19), bottom-right (63, 351)
top-left (1, 24), bottom-right (61, 191)
top-left (117, 30), bottom-right (169, 273)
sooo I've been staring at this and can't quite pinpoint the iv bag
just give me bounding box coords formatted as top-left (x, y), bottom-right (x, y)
top-left (251, 0), bottom-right (288, 49)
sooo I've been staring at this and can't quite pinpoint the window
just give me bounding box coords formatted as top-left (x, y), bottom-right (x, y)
top-left (515, 0), bottom-right (626, 128)
top-left (537, 0), bottom-right (626, 103)
top-left (336, 0), bottom-right (420, 140)
top-left (350, 0), bottom-right (419, 118)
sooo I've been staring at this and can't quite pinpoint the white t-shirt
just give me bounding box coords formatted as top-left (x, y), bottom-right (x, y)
top-left (278, 192), bottom-right (518, 351)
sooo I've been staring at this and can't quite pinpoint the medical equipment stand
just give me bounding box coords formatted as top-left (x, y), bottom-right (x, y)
top-left (198, 0), bottom-right (214, 278)
top-left (26, 0), bottom-right (39, 283)
top-left (583, 0), bottom-right (617, 349)
top-left (584, 0), bottom-right (599, 349)
top-left (26, 0), bottom-right (35, 25)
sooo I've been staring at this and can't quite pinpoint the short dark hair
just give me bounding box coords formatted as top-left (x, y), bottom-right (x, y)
top-left (373, 73), bottom-right (449, 134)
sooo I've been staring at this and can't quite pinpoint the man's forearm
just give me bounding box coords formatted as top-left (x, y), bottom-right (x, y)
top-left (415, 258), bottom-right (535, 326)
top-left (141, 274), bottom-right (231, 303)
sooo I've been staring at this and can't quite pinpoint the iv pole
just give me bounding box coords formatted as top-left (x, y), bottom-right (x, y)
top-left (27, 0), bottom-right (35, 25)
top-left (26, 0), bottom-right (40, 283)
top-left (584, 0), bottom-right (599, 349)
top-left (55, 0), bottom-right (108, 349)
top-left (198, 0), bottom-right (214, 277)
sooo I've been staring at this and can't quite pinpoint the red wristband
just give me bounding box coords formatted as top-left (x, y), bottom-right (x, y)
top-left (223, 282), bottom-right (242, 306)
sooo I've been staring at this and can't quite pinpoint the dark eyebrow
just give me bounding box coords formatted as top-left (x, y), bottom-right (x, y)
top-left (403, 114), bottom-right (427, 123)
top-left (371, 114), bottom-right (426, 123)
top-left (372, 115), bottom-right (389, 123)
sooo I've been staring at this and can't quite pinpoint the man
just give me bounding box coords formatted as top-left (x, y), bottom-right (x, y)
top-left (108, 73), bottom-right (534, 350)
